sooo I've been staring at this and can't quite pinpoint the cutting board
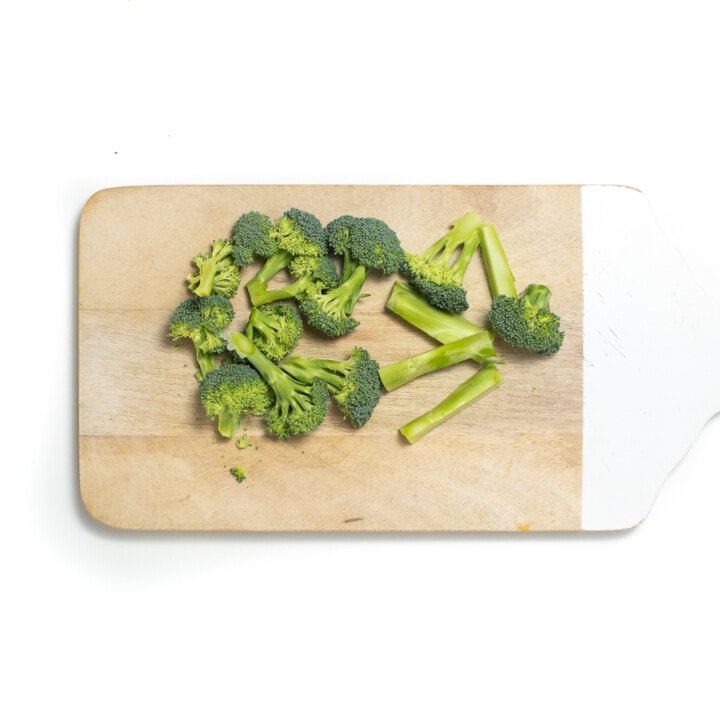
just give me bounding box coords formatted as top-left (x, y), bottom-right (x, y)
top-left (77, 184), bottom-right (718, 531)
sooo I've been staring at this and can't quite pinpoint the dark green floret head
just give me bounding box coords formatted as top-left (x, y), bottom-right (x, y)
top-left (231, 210), bottom-right (277, 265)
top-left (327, 347), bottom-right (382, 428)
top-left (275, 208), bottom-right (328, 257)
top-left (199, 362), bottom-right (273, 438)
top-left (326, 215), bottom-right (405, 275)
top-left (488, 284), bottom-right (564, 355)
top-left (399, 262), bottom-right (470, 314)
top-left (297, 287), bottom-right (361, 338)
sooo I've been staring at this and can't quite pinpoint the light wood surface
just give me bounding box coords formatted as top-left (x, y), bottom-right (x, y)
top-left (78, 185), bottom-right (583, 531)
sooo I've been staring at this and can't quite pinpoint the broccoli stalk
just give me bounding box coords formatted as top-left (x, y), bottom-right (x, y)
top-left (399, 364), bottom-right (503, 444)
top-left (378, 332), bottom-right (497, 392)
top-left (479, 224), bottom-right (565, 355)
top-left (401, 212), bottom-right (485, 313)
top-left (226, 331), bottom-right (329, 439)
top-left (281, 347), bottom-right (382, 428)
top-left (385, 281), bottom-right (486, 345)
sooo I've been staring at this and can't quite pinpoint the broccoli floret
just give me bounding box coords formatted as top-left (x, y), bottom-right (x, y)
top-left (243, 302), bottom-right (304, 362)
top-left (298, 216), bottom-right (403, 337)
top-left (385, 281), bottom-right (487, 345)
top-left (245, 209), bottom-right (338, 307)
top-left (230, 210), bottom-right (276, 266)
top-left (281, 347), bottom-right (382, 428)
top-left (235, 434), bottom-right (253, 450)
top-left (187, 238), bottom-right (241, 298)
top-left (169, 294), bottom-right (235, 378)
top-left (401, 212), bottom-right (485, 313)
top-left (378, 331), bottom-right (498, 392)
top-left (199, 362), bottom-right (273, 438)
top-left (479, 224), bottom-right (565, 355)
top-left (399, 364), bottom-right (503, 443)
top-left (226, 331), bottom-right (330, 439)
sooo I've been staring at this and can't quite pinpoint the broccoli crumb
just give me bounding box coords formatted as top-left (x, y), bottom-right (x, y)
top-left (230, 466), bottom-right (247, 483)
top-left (236, 434), bottom-right (253, 450)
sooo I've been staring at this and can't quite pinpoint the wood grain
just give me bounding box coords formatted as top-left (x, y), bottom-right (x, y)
top-left (78, 185), bottom-right (583, 531)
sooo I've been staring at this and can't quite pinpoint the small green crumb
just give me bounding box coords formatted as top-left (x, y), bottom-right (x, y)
top-left (230, 466), bottom-right (247, 483)
top-left (235, 434), bottom-right (253, 450)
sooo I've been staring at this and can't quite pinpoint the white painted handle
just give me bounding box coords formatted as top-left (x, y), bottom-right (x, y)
top-left (581, 185), bottom-right (718, 530)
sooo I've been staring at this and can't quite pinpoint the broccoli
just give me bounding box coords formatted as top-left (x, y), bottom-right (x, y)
top-left (385, 281), bottom-right (487, 345)
top-left (281, 346), bottom-right (382, 428)
top-left (298, 215), bottom-right (404, 337)
top-left (199, 362), bottom-right (273, 438)
top-left (226, 331), bottom-right (330, 439)
top-left (245, 208), bottom-right (339, 306)
top-left (230, 210), bottom-right (276, 267)
top-left (242, 302), bottom-right (304, 363)
top-left (229, 466), bottom-right (247, 482)
top-left (169, 294), bottom-right (235, 378)
top-left (401, 212), bottom-right (485, 313)
top-left (399, 364), bottom-right (503, 443)
top-left (479, 224), bottom-right (565, 355)
top-left (187, 238), bottom-right (241, 298)
top-left (235, 434), bottom-right (253, 450)
top-left (378, 331), bottom-right (498, 392)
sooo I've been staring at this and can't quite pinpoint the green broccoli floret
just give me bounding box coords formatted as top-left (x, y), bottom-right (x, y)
top-left (298, 215), bottom-right (404, 337)
top-left (169, 294), bottom-right (235, 378)
top-left (187, 238), bottom-right (241, 298)
top-left (281, 346), bottom-right (382, 428)
top-left (230, 210), bottom-right (276, 266)
top-left (235, 434), bottom-right (253, 450)
top-left (401, 212), bottom-right (485, 313)
top-left (226, 331), bottom-right (330, 439)
top-left (479, 224), bottom-right (565, 355)
top-left (245, 208), bottom-right (338, 306)
top-left (243, 302), bottom-right (304, 362)
top-left (398, 364), bottom-right (503, 444)
top-left (378, 331), bottom-right (498, 392)
top-left (199, 362), bottom-right (273, 438)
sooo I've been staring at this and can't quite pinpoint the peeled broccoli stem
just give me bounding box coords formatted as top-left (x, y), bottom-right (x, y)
top-left (378, 332), bottom-right (496, 392)
top-left (385, 281), bottom-right (485, 345)
top-left (399, 364), bottom-right (503, 444)
top-left (478, 223), bottom-right (517, 298)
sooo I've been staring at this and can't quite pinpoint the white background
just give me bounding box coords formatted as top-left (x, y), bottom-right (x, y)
top-left (3, 1), bottom-right (719, 718)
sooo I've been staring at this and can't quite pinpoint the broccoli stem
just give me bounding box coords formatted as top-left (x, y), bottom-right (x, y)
top-left (399, 364), bottom-right (503, 444)
top-left (195, 349), bottom-right (217, 378)
top-left (478, 224), bottom-right (517, 298)
top-left (226, 331), bottom-right (295, 399)
top-left (245, 251), bottom-right (294, 305)
top-left (378, 332), bottom-right (496, 392)
top-left (335, 264), bottom-right (368, 314)
top-left (280, 357), bottom-right (346, 394)
top-left (217, 407), bottom-right (240, 438)
top-left (385, 281), bottom-right (486, 344)
top-left (194, 262), bottom-right (217, 297)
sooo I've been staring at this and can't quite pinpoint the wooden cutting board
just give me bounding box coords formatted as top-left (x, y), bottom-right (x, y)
top-left (77, 184), bottom-right (715, 531)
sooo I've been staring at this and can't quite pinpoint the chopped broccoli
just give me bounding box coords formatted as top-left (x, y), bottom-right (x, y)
top-left (281, 346), bottom-right (382, 427)
top-left (230, 210), bottom-right (276, 266)
top-left (479, 224), bottom-right (565, 355)
top-left (385, 281), bottom-right (487, 345)
top-left (299, 215), bottom-right (404, 337)
top-left (235, 434), bottom-right (253, 450)
top-left (401, 212), bottom-right (485, 313)
top-left (243, 302), bottom-right (304, 362)
top-left (378, 331), bottom-right (498, 392)
top-left (187, 238), bottom-right (241, 298)
top-left (245, 208), bottom-right (338, 306)
top-left (226, 331), bottom-right (330, 439)
top-left (199, 362), bottom-right (273, 438)
top-left (399, 364), bottom-right (503, 443)
top-left (169, 294), bottom-right (235, 378)
top-left (229, 466), bottom-right (247, 482)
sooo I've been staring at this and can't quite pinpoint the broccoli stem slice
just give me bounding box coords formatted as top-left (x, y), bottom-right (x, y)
top-left (378, 332), bottom-right (496, 392)
top-left (385, 281), bottom-right (486, 344)
top-left (478, 224), bottom-right (517, 298)
top-left (399, 364), bottom-right (503, 444)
